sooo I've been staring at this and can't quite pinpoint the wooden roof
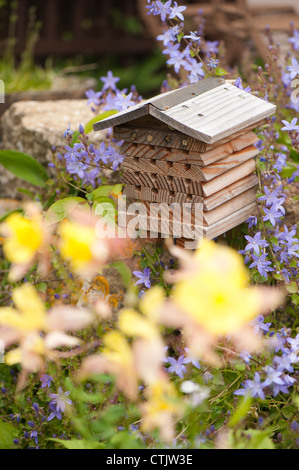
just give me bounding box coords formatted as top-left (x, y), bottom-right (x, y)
top-left (93, 78), bottom-right (276, 144)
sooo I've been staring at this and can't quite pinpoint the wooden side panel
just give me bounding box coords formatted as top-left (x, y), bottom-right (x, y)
top-left (121, 171), bottom-right (204, 196)
top-left (119, 202), bottom-right (257, 240)
top-left (125, 187), bottom-right (256, 227)
top-left (202, 159), bottom-right (256, 197)
top-left (121, 145), bottom-right (258, 182)
top-left (124, 173), bottom-right (258, 211)
top-left (122, 158), bottom-right (256, 197)
top-left (119, 131), bottom-right (259, 167)
top-left (114, 124), bottom-right (207, 152)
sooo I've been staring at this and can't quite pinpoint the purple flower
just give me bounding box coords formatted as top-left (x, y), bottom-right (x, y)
top-left (47, 403), bottom-right (62, 422)
top-left (63, 122), bottom-right (73, 138)
top-left (167, 356), bottom-right (187, 379)
top-left (263, 206), bottom-right (284, 226)
top-left (245, 232), bottom-right (268, 254)
top-left (281, 117), bottom-right (299, 131)
top-left (234, 77), bottom-right (251, 93)
top-left (286, 57), bottom-right (299, 80)
top-left (258, 185), bottom-right (283, 206)
top-left (169, 2), bottom-right (186, 21)
top-left (167, 51), bottom-right (189, 74)
top-left (86, 89), bottom-right (102, 107)
top-left (208, 58), bottom-right (219, 69)
top-left (249, 254), bottom-right (274, 278)
top-left (115, 92), bottom-right (135, 111)
top-left (184, 58), bottom-right (205, 82)
top-left (40, 375), bottom-right (54, 389)
top-left (263, 366), bottom-right (285, 388)
top-left (288, 30), bottom-right (299, 50)
top-left (157, 29), bottom-right (177, 46)
top-left (49, 387), bottom-right (72, 413)
top-left (30, 430), bottom-right (38, 445)
top-left (64, 144), bottom-right (84, 163)
top-left (287, 334), bottom-right (299, 352)
top-left (184, 348), bottom-right (201, 369)
top-left (66, 160), bottom-right (89, 179)
top-left (234, 372), bottom-right (266, 400)
top-left (246, 216), bottom-right (257, 229)
top-left (277, 225), bottom-right (299, 246)
top-left (184, 31), bottom-right (201, 46)
top-left (133, 267), bottom-right (151, 289)
top-left (108, 148), bottom-right (125, 172)
top-left (274, 354), bottom-right (294, 373)
top-left (100, 71), bottom-right (120, 91)
top-left (155, 0), bottom-right (172, 22)
top-left (250, 315), bottom-right (272, 335)
top-left (240, 350), bottom-right (252, 364)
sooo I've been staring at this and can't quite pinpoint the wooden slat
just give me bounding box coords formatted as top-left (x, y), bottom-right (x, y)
top-left (125, 187), bottom-right (256, 227)
top-left (121, 145), bottom-right (258, 182)
top-left (114, 125), bottom-right (208, 152)
top-left (202, 159), bottom-right (256, 197)
top-left (121, 171), bottom-right (204, 196)
top-left (120, 131), bottom-right (259, 167)
top-left (118, 201), bottom-right (257, 241)
top-left (121, 158), bottom-right (256, 197)
top-left (124, 173), bottom-right (258, 211)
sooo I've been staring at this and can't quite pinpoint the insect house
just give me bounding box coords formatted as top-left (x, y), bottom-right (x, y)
top-left (93, 77), bottom-right (276, 247)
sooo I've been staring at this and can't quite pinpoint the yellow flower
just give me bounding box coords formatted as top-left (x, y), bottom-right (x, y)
top-left (0, 284), bottom-right (46, 332)
top-left (58, 219), bottom-right (109, 273)
top-left (173, 239), bottom-right (261, 336)
top-left (2, 213), bottom-right (43, 264)
top-left (139, 286), bottom-right (164, 322)
top-left (102, 331), bottom-right (135, 368)
top-left (59, 220), bottom-right (95, 270)
top-left (140, 377), bottom-right (183, 442)
top-left (118, 308), bottom-right (160, 341)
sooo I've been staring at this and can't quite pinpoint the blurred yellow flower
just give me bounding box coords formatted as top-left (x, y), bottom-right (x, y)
top-left (78, 331), bottom-right (139, 400)
top-left (58, 219), bottom-right (109, 274)
top-left (139, 286), bottom-right (164, 322)
top-left (118, 308), bottom-right (159, 341)
top-left (0, 284), bottom-right (46, 332)
top-left (59, 220), bottom-right (96, 269)
top-left (172, 239), bottom-right (269, 336)
top-left (1, 212), bottom-right (43, 264)
top-left (102, 331), bottom-right (135, 368)
top-left (140, 376), bottom-right (183, 442)
top-left (0, 284), bottom-right (93, 386)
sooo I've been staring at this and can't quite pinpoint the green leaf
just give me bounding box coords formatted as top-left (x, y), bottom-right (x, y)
top-left (215, 67), bottom-right (229, 77)
top-left (71, 131), bottom-right (80, 146)
top-left (91, 185), bottom-right (116, 200)
top-left (0, 420), bottom-right (18, 449)
top-left (228, 429), bottom-right (275, 449)
top-left (0, 150), bottom-right (48, 187)
top-left (109, 261), bottom-right (132, 287)
top-left (110, 432), bottom-right (144, 450)
top-left (84, 110), bottom-right (118, 135)
top-left (17, 188), bottom-right (36, 199)
top-left (228, 394), bottom-right (253, 427)
top-left (46, 197), bottom-right (87, 224)
top-left (286, 281), bottom-right (298, 294)
top-left (51, 438), bottom-right (101, 449)
top-left (111, 184), bottom-right (123, 195)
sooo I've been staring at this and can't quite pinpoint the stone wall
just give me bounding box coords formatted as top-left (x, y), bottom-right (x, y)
top-left (0, 99), bottom-right (106, 198)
